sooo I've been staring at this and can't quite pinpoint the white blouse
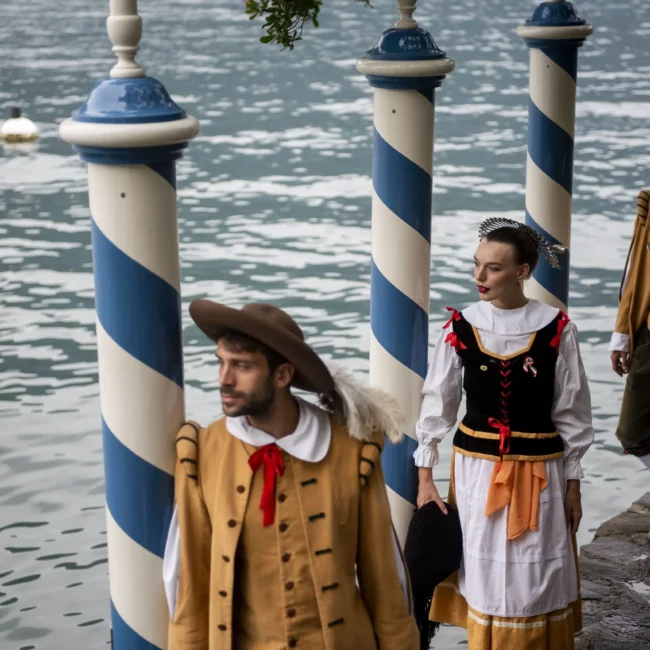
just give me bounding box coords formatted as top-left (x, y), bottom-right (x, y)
top-left (414, 300), bottom-right (594, 480)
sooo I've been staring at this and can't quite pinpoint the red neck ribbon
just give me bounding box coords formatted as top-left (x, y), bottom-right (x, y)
top-left (248, 444), bottom-right (285, 527)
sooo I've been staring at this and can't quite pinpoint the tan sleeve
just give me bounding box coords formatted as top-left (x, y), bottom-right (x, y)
top-left (356, 455), bottom-right (419, 650)
top-left (614, 190), bottom-right (649, 336)
top-left (168, 422), bottom-right (211, 650)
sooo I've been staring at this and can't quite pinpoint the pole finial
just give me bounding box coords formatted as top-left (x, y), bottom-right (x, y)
top-left (107, 0), bottom-right (145, 78)
top-left (396, 0), bottom-right (418, 29)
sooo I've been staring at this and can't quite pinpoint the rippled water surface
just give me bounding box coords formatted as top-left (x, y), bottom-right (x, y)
top-left (2, 0), bottom-right (650, 647)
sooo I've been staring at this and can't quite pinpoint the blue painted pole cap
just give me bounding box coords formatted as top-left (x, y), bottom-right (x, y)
top-left (59, 75), bottom-right (199, 164)
top-left (525, 1), bottom-right (587, 27)
top-left (365, 27), bottom-right (446, 61)
top-left (72, 76), bottom-right (186, 124)
top-left (517, 1), bottom-right (593, 49)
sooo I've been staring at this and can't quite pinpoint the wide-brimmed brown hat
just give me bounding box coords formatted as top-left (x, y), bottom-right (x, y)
top-left (189, 300), bottom-right (335, 394)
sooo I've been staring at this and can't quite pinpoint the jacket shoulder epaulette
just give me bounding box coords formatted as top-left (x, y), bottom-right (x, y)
top-left (359, 439), bottom-right (384, 487)
top-left (176, 420), bottom-right (201, 482)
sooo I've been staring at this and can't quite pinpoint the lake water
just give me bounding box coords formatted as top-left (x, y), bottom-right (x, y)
top-left (1, 0), bottom-right (649, 647)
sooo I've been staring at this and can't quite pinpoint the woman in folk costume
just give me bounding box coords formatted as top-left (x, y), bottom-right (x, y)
top-left (164, 301), bottom-right (419, 650)
top-left (414, 218), bottom-right (594, 650)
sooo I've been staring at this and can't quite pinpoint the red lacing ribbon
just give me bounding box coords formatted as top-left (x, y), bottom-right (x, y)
top-left (248, 443), bottom-right (285, 526)
top-left (443, 306), bottom-right (462, 329)
top-left (488, 417), bottom-right (511, 460)
top-left (550, 311), bottom-right (570, 351)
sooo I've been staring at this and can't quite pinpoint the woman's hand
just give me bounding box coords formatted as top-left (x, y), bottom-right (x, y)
top-left (565, 480), bottom-right (582, 535)
top-left (417, 467), bottom-right (448, 514)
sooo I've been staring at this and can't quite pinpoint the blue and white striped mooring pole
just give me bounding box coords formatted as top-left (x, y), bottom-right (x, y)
top-left (357, 1), bottom-right (454, 544)
top-left (59, 2), bottom-right (198, 648)
top-left (518, 1), bottom-right (592, 311)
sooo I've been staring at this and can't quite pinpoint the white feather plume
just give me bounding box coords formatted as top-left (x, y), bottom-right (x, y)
top-left (320, 361), bottom-right (404, 444)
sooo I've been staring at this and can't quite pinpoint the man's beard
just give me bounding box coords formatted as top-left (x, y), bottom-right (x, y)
top-left (220, 381), bottom-right (275, 418)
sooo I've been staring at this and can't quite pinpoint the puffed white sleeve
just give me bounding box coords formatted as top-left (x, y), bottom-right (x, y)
top-left (413, 326), bottom-right (464, 468)
top-left (552, 322), bottom-right (595, 480)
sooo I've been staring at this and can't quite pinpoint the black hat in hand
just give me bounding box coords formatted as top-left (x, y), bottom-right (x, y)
top-left (404, 501), bottom-right (463, 650)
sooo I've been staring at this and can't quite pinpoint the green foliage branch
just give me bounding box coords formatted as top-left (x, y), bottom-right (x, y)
top-left (244, 0), bottom-right (373, 50)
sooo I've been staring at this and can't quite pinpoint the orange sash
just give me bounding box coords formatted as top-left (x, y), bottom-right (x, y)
top-left (485, 460), bottom-right (547, 540)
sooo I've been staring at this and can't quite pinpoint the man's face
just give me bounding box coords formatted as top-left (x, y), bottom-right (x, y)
top-left (216, 340), bottom-right (276, 418)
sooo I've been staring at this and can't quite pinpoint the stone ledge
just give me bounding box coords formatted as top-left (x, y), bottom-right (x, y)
top-left (576, 492), bottom-right (650, 650)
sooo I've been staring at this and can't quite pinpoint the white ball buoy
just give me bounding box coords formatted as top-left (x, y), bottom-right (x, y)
top-left (1, 107), bottom-right (39, 143)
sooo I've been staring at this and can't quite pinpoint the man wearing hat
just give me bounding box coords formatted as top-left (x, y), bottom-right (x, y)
top-left (163, 300), bottom-right (419, 650)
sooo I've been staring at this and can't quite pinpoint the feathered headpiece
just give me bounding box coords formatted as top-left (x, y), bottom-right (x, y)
top-left (319, 361), bottom-right (403, 445)
top-left (478, 217), bottom-right (566, 270)
top-left (318, 362), bottom-right (404, 487)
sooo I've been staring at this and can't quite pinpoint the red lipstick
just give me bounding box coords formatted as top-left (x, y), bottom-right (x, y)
top-left (477, 285), bottom-right (489, 294)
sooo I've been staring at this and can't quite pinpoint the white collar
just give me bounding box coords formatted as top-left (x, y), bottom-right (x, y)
top-left (225, 397), bottom-right (332, 463)
top-left (462, 299), bottom-right (559, 335)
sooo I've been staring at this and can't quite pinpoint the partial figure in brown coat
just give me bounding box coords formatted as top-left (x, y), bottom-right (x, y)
top-left (610, 190), bottom-right (650, 468)
top-left (164, 300), bottom-right (419, 650)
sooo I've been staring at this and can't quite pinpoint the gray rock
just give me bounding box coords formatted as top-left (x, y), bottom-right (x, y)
top-left (580, 579), bottom-right (610, 601)
top-left (579, 555), bottom-right (633, 584)
top-left (595, 510), bottom-right (650, 544)
top-left (576, 492), bottom-right (650, 650)
top-left (576, 583), bottom-right (650, 650)
top-left (628, 493), bottom-right (650, 517)
top-left (580, 536), bottom-right (650, 581)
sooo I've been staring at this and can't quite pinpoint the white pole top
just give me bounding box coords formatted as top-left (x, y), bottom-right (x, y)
top-left (108, 0), bottom-right (145, 78)
top-left (396, 0), bottom-right (418, 30)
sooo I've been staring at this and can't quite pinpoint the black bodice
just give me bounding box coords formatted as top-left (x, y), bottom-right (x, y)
top-left (445, 308), bottom-right (569, 462)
